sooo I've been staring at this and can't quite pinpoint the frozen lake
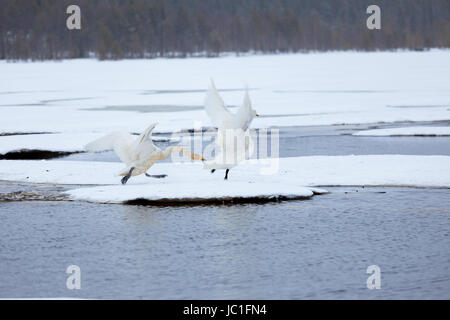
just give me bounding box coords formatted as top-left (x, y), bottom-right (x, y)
top-left (0, 52), bottom-right (449, 299)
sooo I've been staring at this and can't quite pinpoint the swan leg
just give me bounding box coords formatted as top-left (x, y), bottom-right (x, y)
top-left (145, 173), bottom-right (167, 179)
top-left (121, 167), bottom-right (135, 185)
top-left (211, 169), bottom-right (216, 174)
top-left (224, 169), bottom-right (230, 180)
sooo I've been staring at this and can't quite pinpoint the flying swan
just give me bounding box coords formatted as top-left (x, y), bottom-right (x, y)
top-left (85, 123), bottom-right (204, 184)
top-left (203, 80), bottom-right (259, 180)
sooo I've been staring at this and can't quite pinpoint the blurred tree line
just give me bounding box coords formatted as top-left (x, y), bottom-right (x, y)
top-left (1, 0), bottom-right (449, 60)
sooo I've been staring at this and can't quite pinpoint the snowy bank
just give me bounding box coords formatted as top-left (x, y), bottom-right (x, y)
top-left (353, 126), bottom-right (450, 136)
top-left (0, 155), bottom-right (449, 204)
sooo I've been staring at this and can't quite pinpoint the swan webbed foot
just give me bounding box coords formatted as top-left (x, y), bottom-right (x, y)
top-left (145, 173), bottom-right (167, 179)
top-left (211, 169), bottom-right (216, 174)
top-left (224, 169), bottom-right (230, 180)
top-left (121, 167), bottom-right (135, 185)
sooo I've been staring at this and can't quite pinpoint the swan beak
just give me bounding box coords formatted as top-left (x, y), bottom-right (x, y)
top-left (201, 156), bottom-right (205, 161)
top-left (255, 113), bottom-right (260, 117)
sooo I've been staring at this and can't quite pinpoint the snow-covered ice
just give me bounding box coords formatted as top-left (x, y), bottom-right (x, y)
top-left (353, 126), bottom-right (450, 136)
top-left (1, 155), bottom-right (449, 203)
top-left (66, 182), bottom-right (317, 204)
top-left (1, 50), bottom-right (450, 135)
top-left (0, 133), bottom-right (106, 155)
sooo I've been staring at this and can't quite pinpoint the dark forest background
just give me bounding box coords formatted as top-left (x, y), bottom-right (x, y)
top-left (1, 0), bottom-right (450, 60)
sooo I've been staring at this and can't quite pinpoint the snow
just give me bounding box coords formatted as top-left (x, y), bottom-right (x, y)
top-left (0, 132), bottom-right (171, 155)
top-left (66, 182), bottom-right (316, 204)
top-left (1, 51), bottom-right (449, 203)
top-left (1, 155), bottom-right (449, 203)
top-left (0, 133), bottom-right (105, 154)
top-left (353, 126), bottom-right (450, 136)
top-left (1, 51), bottom-right (450, 136)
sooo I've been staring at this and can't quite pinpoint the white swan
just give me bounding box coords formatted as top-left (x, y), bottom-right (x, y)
top-left (85, 123), bottom-right (204, 184)
top-left (203, 80), bottom-right (259, 180)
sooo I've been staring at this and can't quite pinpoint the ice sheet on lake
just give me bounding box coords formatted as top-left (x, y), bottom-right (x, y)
top-left (353, 126), bottom-right (450, 136)
top-left (1, 51), bottom-right (450, 135)
top-left (0, 155), bottom-right (449, 203)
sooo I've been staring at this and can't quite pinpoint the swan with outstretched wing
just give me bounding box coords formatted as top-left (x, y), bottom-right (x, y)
top-left (85, 123), bottom-right (204, 184)
top-left (203, 80), bottom-right (259, 180)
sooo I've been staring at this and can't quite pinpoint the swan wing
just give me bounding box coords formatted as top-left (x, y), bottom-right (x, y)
top-left (85, 131), bottom-right (134, 164)
top-left (242, 87), bottom-right (252, 112)
top-left (85, 131), bottom-right (133, 152)
top-left (137, 122), bottom-right (158, 144)
top-left (234, 87), bottom-right (253, 130)
top-left (135, 123), bottom-right (160, 157)
top-left (204, 80), bottom-right (233, 128)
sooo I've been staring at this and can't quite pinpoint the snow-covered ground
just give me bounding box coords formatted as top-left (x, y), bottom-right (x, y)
top-left (353, 126), bottom-right (450, 136)
top-left (1, 50), bottom-right (450, 135)
top-left (1, 155), bottom-right (449, 203)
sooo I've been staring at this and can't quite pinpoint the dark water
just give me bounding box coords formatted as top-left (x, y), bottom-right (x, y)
top-left (64, 122), bottom-right (450, 163)
top-left (0, 188), bottom-right (449, 299)
top-left (65, 133), bottom-right (450, 163)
